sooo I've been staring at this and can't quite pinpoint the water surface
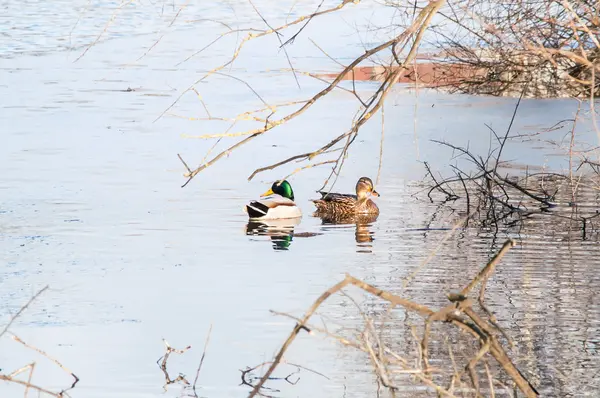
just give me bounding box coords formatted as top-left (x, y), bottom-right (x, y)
top-left (1, 1), bottom-right (599, 397)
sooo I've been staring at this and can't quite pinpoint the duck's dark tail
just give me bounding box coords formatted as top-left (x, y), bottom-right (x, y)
top-left (246, 201), bottom-right (270, 218)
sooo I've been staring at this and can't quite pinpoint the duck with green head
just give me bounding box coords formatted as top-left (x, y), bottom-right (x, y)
top-left (246, 180), bottom-right (302, 220)
top-left (312, 177), bottom-right (380, 217)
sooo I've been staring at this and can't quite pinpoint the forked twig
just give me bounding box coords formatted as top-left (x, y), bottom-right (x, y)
top-left (157, 339), bottom-right (192, 387)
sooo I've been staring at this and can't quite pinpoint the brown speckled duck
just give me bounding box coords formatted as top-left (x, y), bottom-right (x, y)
top-left (312, 177), bottom-right (380, 217)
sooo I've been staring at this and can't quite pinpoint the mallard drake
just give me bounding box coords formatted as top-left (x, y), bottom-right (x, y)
top-left (245, 180), bottom-right (302, 220)
top-left (312, 177), bottom-right (380, 216)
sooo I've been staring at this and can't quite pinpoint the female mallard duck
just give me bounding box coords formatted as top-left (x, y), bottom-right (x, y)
top-left (312, 177), bottom-right (380, 216)
top-left (245, 180), bottom-right (302, 220)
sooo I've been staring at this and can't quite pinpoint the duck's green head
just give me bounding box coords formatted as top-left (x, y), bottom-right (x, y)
top-left (260, 180), bottom-right (295, 201)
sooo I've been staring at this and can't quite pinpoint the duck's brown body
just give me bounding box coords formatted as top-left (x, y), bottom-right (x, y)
top-left (312, 192), bottom-right (379, 216)
top-left (311, 177), bottom-right (380, 217)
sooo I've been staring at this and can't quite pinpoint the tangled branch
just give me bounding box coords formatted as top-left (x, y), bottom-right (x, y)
top-left (248, 239), bottom-right (539, 398)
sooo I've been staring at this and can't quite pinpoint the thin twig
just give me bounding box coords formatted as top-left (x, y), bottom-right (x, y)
top-left (0, 286), bottom-right (49, 339)
top-left (192, 324), bottom-right (213, 396)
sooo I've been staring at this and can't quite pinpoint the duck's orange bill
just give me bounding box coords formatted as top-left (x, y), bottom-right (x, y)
top-left (371, 190), bottom-right (380, 197)
top-left (260, 188), bottom-right (274, 197)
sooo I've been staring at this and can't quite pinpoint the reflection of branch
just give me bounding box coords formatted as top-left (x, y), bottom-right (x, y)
top-left (73, 0), bottom-right (134, 62)
top-left (241, 361), bottom-right (327, 398)
top-left (0, 285), bottom-right (48, 338)
top-left (460, 239), bottom-right (515, 296)
top-left (402, 212), bottom-right (474, 287)
top-left (134, 0), bottom-right (190, 62)
top-left (157, 339), bottom-right (191, 387)
top-left (192, 325), bottom-right (213, 397)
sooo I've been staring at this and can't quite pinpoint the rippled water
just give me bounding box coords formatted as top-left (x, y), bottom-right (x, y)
top-left (1, 1), bottom-right (599, 397)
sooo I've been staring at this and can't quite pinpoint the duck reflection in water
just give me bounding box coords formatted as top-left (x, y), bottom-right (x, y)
top-left (246, 218), bottom-right (301, 251)
top-left (315, 213), bottom-right (378, 252)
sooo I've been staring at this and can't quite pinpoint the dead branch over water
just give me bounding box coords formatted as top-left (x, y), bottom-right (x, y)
top-left (76, 0), bottom-right (600, 188)
top-left (174, 0), bottom-right (446, 188)
top-left (166, 0), bottom-right (599, 192)
top-left (0, 286), bottom-right (80, 397)
top-left (248, 239), bottom-right (538, 398)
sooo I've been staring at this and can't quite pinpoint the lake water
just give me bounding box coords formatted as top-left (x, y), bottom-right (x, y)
top-left (1, 1), bottom-right (599, 397)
